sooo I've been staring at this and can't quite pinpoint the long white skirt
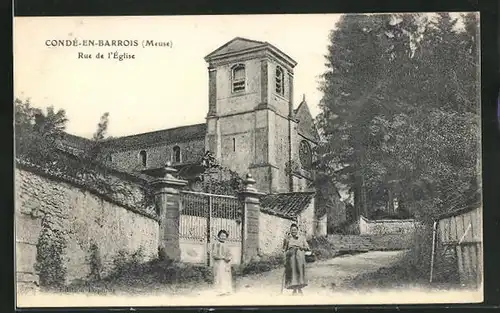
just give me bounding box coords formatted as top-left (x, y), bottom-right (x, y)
top-left (213, 259), bottom-right (233, 295)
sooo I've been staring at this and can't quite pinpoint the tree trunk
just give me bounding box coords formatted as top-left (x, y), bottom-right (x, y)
top-left (360, 171), bottom-right (368, 217)
top-left (353, 175), bottom-right (367, 219)
top-left (387, 187), bottom-right (395, 213)
top-left (353, 181), bottom-right (360, 221)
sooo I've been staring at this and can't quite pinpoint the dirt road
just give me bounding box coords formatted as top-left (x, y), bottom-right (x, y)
top-left (234, 250), bottom-right (406, 295)
top-left (163, 250), bottom-right (408, 305)
top-left (20, 251), bottom-right (411, 307)
top-left (20, 250), bottom-right (482, 307)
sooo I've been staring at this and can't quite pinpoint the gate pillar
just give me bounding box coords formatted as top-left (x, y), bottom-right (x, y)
top-left (239, 174), bottom-right (265, 263)
top-left (150, 163), bottom-right (188, 262)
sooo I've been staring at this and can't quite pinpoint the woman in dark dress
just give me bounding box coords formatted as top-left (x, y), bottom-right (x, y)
top-left (282, 223), bottom-right (310, 295)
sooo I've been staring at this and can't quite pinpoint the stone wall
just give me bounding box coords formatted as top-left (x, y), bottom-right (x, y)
top-left (16, 209), bottom-right (42, 293)
top-left (219, 112), bottom-right (255, 176)
top-left (258, 211), bottom-right (294, 256)
top-left (327, 234), bottom-right (413, 252)
top-left (291, 175), bottom-right (309, 192)
top-left (358, 215), bottom-right (419, 235)
top-left (109, 139), bottom-right (205, 172)
top-left (273, 114), bottom-right (291, 193)
top-left (297, 197), bottom-right (315, 239)
top-left (15, 164), bottom-right (159, 288)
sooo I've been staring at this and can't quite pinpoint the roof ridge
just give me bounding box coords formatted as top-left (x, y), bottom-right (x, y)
top-left (233, 36), bottom-right (266, 44)
top-left (265, 191), bottom-right (315, 196)
top-left (108, 123), bottom-right (206, 140)
top-left (295, 93), bottom-right (307, 107)
top-left (205, 37), bottom-right (297, 67)
top-left (61, 132), bottom-right (93, 142)
top-left (205, 37), bottom-right (267, 61)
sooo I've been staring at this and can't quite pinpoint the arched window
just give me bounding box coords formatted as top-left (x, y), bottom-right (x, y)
top-left (107, 154), bottom-right (113, 162)
top-left (139, 150), bottom-right (147, 167)
top-left (232, 138), bottom-right (236, 152)
top-left (173, 146), bottom-right (181, 163)
top-left (275, 66), bottom-right (284, 95)
top-left (231, 64), bottom-right (246, 93)
top-left (299, 140), bottom-right (312, 170)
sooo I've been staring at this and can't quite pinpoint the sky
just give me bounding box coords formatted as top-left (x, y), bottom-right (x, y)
top-left (14, 14), bottom-right (342, 138)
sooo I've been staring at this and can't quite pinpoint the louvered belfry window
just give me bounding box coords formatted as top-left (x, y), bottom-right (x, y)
top-left (232, 64), bottom-right (246, 93)
top-left (275, 66), bottom-right (284, 95)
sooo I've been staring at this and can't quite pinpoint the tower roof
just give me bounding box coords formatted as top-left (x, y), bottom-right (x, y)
top-left (294, 95), bottom-right (321, 143)
top-left (204, 37), bottom-right (297, 68)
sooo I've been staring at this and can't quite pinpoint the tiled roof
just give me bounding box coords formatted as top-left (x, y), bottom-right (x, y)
top-left (103, 123), bottom-right (207, 151)
top-left (260, 192), bottom-right (315, 218)
top-left (58, 133), bottom-right (94, 152)
top-left (205, 37), bottom-right (266, 60)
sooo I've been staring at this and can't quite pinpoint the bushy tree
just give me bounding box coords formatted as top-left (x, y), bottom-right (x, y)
top-left (315, 13), bottom-right (480, 221)
top-left (316, 13), bottom-right (420, 216)
top-left (14, 98), bottom-right (68, 165)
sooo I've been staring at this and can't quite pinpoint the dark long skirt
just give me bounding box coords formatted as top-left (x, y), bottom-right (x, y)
top-left (284, 248), bottom-right (307, 289)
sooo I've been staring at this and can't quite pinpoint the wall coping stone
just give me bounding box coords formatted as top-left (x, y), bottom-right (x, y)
top-left (16, 158), bottom-right (159, 222)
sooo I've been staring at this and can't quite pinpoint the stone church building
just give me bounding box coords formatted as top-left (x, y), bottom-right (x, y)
top-left (62, 37), bottom-right (346, 234)
top-left (101, 37), bottom-right (320, 194)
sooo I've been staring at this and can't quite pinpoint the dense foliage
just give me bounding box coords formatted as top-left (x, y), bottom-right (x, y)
top-left (180, 151), bottom-right (245, 196)
top-left (15, 98), bottom-right (68, 165)
top-left (34, 221), bottom-right (67, 288)
top-left (315, 13), bottom-right (480, 222)
top-left (15, 98), bottom-right (137, 288)
top-left (15, 97), bottom-right (113, 169)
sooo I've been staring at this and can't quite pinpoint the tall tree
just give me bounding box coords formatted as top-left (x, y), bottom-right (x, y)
top-left (388, 12), bottom-right (480, 219)
top-left (316, 13), bottom-right (419, 217)
top-left (316, 13), bottom-right (480, 221)
top-left (84, 112), bottom-right (112, 164)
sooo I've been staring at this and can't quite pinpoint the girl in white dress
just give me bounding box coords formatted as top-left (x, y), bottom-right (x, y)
top-left (211, 229), bottom-right (233, 296)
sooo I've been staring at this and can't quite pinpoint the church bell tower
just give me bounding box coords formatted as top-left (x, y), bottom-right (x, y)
top-left (204, 37), bottom-right (299, 194)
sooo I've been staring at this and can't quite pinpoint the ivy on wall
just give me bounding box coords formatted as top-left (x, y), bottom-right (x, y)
top-left (34, 215), bottom-right (67, 288)
top-left (179, 151), bottom-right (245, 196)
top-left (88, 241), bottom-right (103, 281)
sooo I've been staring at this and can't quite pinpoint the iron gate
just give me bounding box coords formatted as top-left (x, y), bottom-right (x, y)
top-left (179, 190), bottom-right (243, 265)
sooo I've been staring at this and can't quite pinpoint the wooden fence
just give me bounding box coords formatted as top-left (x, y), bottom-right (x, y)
top-left (435, 205), bottom-right (482, 288)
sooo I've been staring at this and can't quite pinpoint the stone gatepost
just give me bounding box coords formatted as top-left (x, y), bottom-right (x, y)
top-left (150, 163), bottom-right (187, 262)
top-left (239, 174), bottom-right (265, 264)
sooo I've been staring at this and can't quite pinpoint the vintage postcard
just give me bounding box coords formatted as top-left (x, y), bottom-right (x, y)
top-left (14, 13), bottom-right (483, 307)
